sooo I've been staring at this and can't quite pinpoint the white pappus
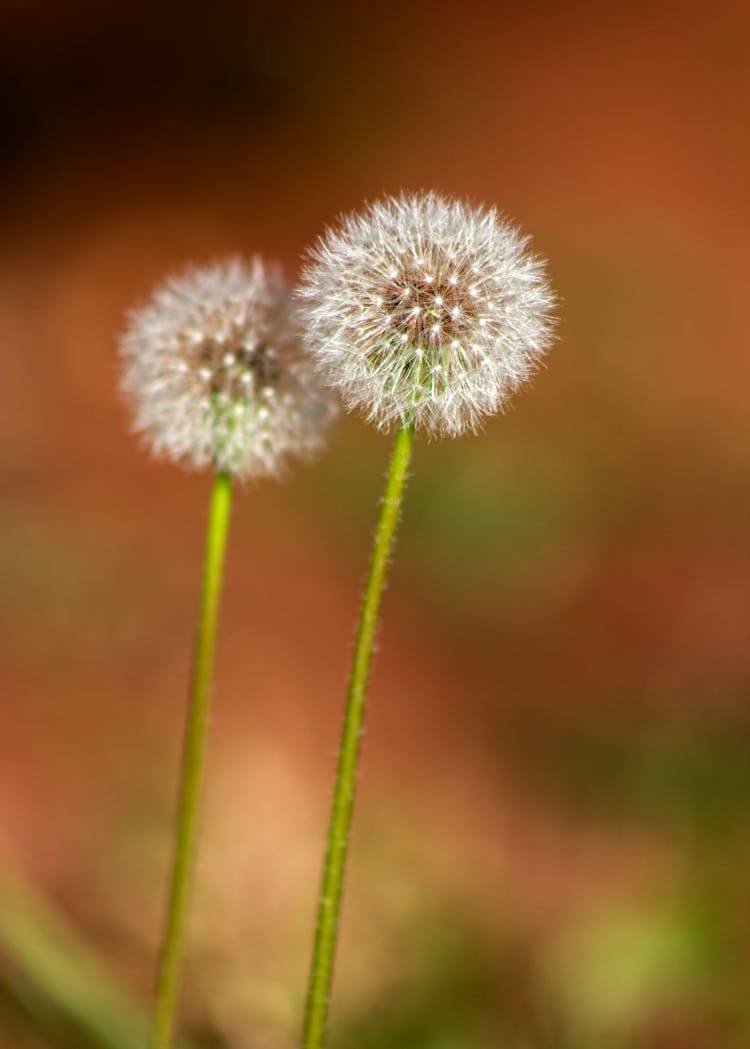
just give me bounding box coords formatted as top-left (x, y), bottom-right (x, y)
top-left (296, 192), bottom-right (556, 437)
top-left (120, 257), bottom-right (336, 480)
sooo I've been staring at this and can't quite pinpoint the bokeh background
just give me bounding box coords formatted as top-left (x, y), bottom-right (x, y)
top-left (1, 1), bottom-right (749, 1046)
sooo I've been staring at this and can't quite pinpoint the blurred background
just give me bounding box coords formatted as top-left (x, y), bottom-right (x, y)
top-left (0, 1), bottom-right (749, 1046)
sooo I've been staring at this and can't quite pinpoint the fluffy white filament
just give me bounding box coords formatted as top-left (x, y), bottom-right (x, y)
top-left (120, 257), bottom-right (336, 479)
top-left (297, 192), bottom-right (555, 436)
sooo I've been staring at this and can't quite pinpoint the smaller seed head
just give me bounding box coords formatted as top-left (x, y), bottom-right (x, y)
top-left (120, 257), bottom-right (336, 479)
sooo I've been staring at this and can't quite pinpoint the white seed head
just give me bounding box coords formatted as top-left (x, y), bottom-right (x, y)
top-left (120, 257), bottom-right (336, 479)
top-left (296, 192), bottom-right (556, 437)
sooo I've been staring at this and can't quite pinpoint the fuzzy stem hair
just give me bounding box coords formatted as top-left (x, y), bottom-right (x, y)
top-left (302, 422), bottom-right (415, 1049)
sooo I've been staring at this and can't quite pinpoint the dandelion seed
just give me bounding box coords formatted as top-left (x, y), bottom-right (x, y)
top-left (120, 257), bottom-right (336, 480)
top-left (297, 191), bottom-right (555, 437)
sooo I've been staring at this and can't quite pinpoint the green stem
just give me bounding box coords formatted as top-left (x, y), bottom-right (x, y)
top-left (302, 422), bottom-right (416, 1049)
top-left (150, 471), bottom-right (233, 1049)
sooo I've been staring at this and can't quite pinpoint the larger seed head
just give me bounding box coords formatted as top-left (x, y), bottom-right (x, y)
top-left (120, 257), bottom-right (336, 479)
top-left (297, 192), bottom-right (556, 436)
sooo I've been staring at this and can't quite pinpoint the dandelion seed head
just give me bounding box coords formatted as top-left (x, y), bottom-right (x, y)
top-left (120, 257), bottom-right (336, 479)
top-left (297, 192), bottom-right (556, 436)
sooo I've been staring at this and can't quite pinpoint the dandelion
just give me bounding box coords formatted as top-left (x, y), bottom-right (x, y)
top-left (297, 191), bottom-right (554, 436)
top-left (121, 256), bottom-right (334, 480)
top-left (296, 192), bottom-right (555, 1049)
top-left (120, 257), bottom-right (334, 1049)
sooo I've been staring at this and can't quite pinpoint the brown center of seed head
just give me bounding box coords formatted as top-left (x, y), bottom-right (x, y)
top-left (182, 317), bottom-right (282, 401)
top-left (383, 270), bottom-right (479, 354)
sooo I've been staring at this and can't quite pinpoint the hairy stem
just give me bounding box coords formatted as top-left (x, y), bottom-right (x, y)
top-left (150, 471), bottom-right (233, 1049)
top-left (302, 423), bottom-right (415, 1049)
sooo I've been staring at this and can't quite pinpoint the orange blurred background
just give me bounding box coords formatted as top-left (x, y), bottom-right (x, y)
top-left (1, 2), bottom-right (749, 1046)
